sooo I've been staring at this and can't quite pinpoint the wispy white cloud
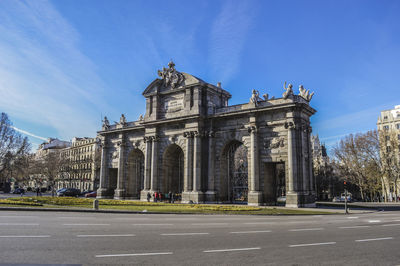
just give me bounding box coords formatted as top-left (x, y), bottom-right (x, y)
top-left (11, 126), bottom-right (47, 141)
top-left (0, 0), bottom-right (113, 140)
top-left (208, 0), bottom-right (254, 83)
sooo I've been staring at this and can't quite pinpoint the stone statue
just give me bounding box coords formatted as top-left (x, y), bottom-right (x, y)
top-left (102, 116), bottom-right (110, 130)
top-left (139, 114), bottom-right (144, 121)
top-left (158, 60), bottom-right (185, 89)
top-left (262, 93), bottom-right (269, 101)
top-left (298, 85), bottom-right (315, 101)
top-left (250, 89), bottom-right (262, 106)
top-left (119, 114), bottom-right (127, 125)
top-left (283, 81), bottom-right (293, 99)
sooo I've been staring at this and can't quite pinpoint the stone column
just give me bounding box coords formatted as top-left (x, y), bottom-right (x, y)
top-left (150, 136), bottom-right (158, 192)
top-left (97, 138), bottom-right (110, 198)
top-left (301, 124), bottom-right (309, 193)
top-left (191, 131), bottom-right (204, 202)
top-left (307, 126), bottom-right (315, 196)
top-left (114, 137), bottom-right (126, 199)
top-left (140, 137), bottom-right (152, 201)
top-left (285, 121), bottom-right (300, 207)
top-left (205, 131), bottom-right (216, 202)
top-left (182, 131), bottom-right (193, 203)
top-left (247, 125), bottom-right (262, 206)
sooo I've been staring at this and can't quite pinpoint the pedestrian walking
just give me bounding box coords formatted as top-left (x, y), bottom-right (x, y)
top-left (171, 193), bottom-right (174, 204)
top-left (147, 192), bottom-right (151, 202)
top-left (36, 187), bottom-right (40, 197)
top-left (168, 191), bottom-right (172, 203)
top-left (154, 192), bottom-right (157, 202)
top-left (158, 192), bottom-right (162, 202)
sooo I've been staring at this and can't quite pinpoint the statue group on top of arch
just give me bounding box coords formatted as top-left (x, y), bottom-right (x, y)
top-left (158, 61), bottom-right (185, 89)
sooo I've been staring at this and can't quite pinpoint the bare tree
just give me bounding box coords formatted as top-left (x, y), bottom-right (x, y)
top-left (36, 150), bottom-right (68, 196)
top-left (379, 129), bottom-right (400, 202)
top-left (332, 131), bottom-right (382, 201)
top-left (0, 112), bottom-right (31, 184)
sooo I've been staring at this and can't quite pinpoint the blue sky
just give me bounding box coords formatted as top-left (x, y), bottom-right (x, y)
top-left (0, 0), bottom-right (399, 151)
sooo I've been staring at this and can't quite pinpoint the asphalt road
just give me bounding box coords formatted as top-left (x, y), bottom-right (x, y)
top-left (0, 210), bottom-right (400, 265)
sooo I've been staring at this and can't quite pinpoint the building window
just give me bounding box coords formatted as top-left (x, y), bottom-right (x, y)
top-left (384, 115), bottom-right (388, 120)
top-left (397, 123), bottom-right (400, 129)
top-left (386, 146), bottom-right (391, 153)
top-left (385, 136), bottom-right (390, 141)
top-left (383, 125), bottom-right (389, 130)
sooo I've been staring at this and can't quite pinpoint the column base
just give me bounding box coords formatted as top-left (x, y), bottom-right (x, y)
top-left (181, 191), bottom-right (204, 203)
top-left (205, 191), bottom-right (216, 202)
top-left (286, 192), bottom-right (316, 208)
top-left (140, 190), bottom-right (151, 201)
top-left (114, 189), bottom-right (126, 199)
top-left (96, 188), bottom-right (113, 199)
top-left (248, 191), bottom-right (263, 206)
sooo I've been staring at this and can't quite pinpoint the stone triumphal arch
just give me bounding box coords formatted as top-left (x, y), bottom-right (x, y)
top-left (97, 61), bottom-right (316, 207)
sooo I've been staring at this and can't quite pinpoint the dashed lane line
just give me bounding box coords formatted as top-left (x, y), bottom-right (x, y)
top-left (132, 223), bottom-right (173, 226)
top-left (95, 252), bottom-right (173, 258)
top-left (355, 237), bottom-right (394, 242)
top-left (161, 233), bottom-right (209, 236)
top-left (77, 234), bottom-right (135, 237)
top-left (382, 224), bottom-right (400, 227)
top-left (347, 217), bottom-right (359, 219)
top-left (289, 228), bottom-right (324, 232)
top-left (0, 223), bottom-right (39, 226)
top-left (203, 247), bottom-right (261, 253)
top-left (63, 223), bottom-right (110, 226)
top-left (191, 223), bottom-right (228, 226)
top-left (0, 216), bottom-right (38, 218)
top-left (339, 226), bottom-right (370, 229)
top-left (230, 230), bottom-right (272, 234)
top-left (244, 222), bottom-right (275, 225)
top-left (289, 242), bottom-right (336, 248)
top-left (367, 220), bottom-right (381, 223)
top-left (0, 235), bottom-right (50, 238)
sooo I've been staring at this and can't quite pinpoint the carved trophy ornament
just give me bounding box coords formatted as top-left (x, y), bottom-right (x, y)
top-left (102, 116), bottom-right (110, 130)
top-left (282, 81), bottom-right (294, 99)
top-left (119, 114), bottom-right (127, 126)
top-left (298, 85), bottom-right (314, 102)
top-left (158, 61), bottom-right (185, 89)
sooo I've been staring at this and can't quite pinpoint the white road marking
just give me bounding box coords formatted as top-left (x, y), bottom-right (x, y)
top-left (63, 224), bottom-right (110, 226)
top-left (244, 222), bottom-right (275, 225)
top-left (132, 223), bottom-right (173, 226)
top-left (191, 223), bottom-right (228, 226)
top-left (230, 230), bottom-right (271, 234)
top-left (0, 216), bottom-right (37, 218)
top-left (367, 220), bottom-right (381, 223)
top-left (289, 242), bottom-right (336, 247)
top-left (312, 215), bottom-right (323, 217)
top-left (347, 216), bottom-right (359, 219)
top-left (339, 226), bottom-right (370, 229)
top-left (382, 224), bottom-right (400, 227)
top-left (0, 235), bottom-right (50, 238)
top-left (77, 234), bottom-right (135, 237)
top-left (0, 223), bottom-right (39, 226)
top-left (203, 247), bottom-right (261, 253)
top-left (393, 220), bottom-right (400, 222)
top-left (355, 237), bottom-right (393, 242)
top-left (96, 252), bottom-right (173, 258)
top-left (289, 228), bottom-right (324, 232)
top-left (161, 233), bottom-right (209, 236)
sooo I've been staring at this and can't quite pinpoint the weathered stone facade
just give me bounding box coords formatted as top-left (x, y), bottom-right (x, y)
top-left (97, 62), bottom-right (316, 207)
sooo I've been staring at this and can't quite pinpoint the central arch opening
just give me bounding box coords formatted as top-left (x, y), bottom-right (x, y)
top-left (162, 144), bottom-right (184, 196)
top-left (220, 140), bottom-right (248, 203)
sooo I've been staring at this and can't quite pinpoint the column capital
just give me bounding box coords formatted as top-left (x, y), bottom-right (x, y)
top-left (150, 135), bottom-right (159, 142)
top-left (143, 136), bottom-right (152, 143)
top-left (184, 131), bottom-right (194, 138)
top-left (208, 131), bottom-right (215, 138)
top-left (247, 125), bottom-right (258, 133)
top-left (284, 121), bottom-right (296, 130)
